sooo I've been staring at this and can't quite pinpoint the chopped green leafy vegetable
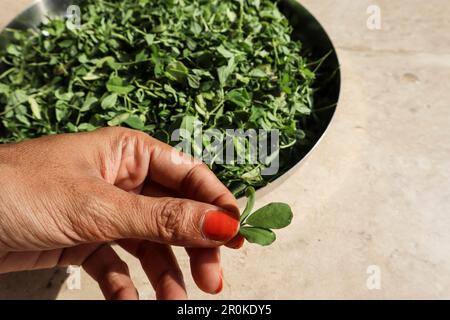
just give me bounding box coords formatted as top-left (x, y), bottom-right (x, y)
top-left (0, 0), bottom-right (319, 194)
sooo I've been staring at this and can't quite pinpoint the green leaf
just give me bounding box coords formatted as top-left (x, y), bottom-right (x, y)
top-left (55, 105), bottom-right (69, 122)
top-left (81, 96), bottom-right (98, 112)
top-left (101, 93), bottom-right (118, 109)
top-left (124, 115), bottom-right (145, 130)
top-left (54, 90), bottom-right (73, 101)
top-left (16, 114), bottom-right (30, 126)
top-left (144, 34), bottom-right (155, 45)
top-left (106, 76), bottom-right (135, 95)
top-left (10, 90), bottom-right (28, 106)
top-left (302, 68), bottom-right (316, 80)
top-left (249, 68), bottom-right (267, 77)
top-left (6, 45), bottom-right (21, 57)
top-left (217, 45), bottom-right (234, 58)
top-left (190, 21), bottom-right (202, 35)
top-left (217, 56), bottom-right (235, 86)
top-left (252, 0), bottom-right (261, 9)
top-left (95, 56), bottom-right (118, 69)
top-left (293, 102), bottom-right (311, 115)
top-left (27, 97), bottom-right (42, 120)
top-left (239, 227), bottom-right (276, 246)
top-left (82, 73), bottom-right (101, 81)
top-left (78, 54), bottom-right (88, 64)
top-left (225, 88), bottom-right (250, 108)
top-left (107, 113), bottom-right (130, 126)
top-left (187, 74), bottom-right (201, 89)
top-left (246, 203), bottom-right (293, 229)
top-left (166, 60), bottom-right (189, 83)
top-left (58, 39), bottom-right (73, 48)
top-left (0, 83), bottom-right (10, 95)
top-left (180, 115), bottom-right (198, 136)
top-left (240, 167), bottom-right (262, 183)
top-left (194, 94), bottom-right (207, 116)
top-left (66, 122), bottom-right (78, 132)
top-left (78, 123), bottom-right (97, 132)
top-left (135, 50), bottom-right (148, 62)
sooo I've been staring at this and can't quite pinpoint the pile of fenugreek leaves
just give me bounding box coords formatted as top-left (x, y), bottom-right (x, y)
top-left (0, 0), bottom-right (318, 195)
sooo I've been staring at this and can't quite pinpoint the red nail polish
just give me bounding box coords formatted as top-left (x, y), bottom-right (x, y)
top-left (214, 270), bottom-right (223, 294)
top-left (226, 234), bottom-right (245, 249)
top-left (202, 210), bottom-right (239, 242)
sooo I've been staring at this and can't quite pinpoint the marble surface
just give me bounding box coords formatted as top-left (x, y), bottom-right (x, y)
top-left (0, 0), bottom-right (449, 299)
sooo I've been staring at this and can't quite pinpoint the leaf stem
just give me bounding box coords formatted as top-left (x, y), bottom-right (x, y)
top-left (240, 186), bottom-right (256, 224)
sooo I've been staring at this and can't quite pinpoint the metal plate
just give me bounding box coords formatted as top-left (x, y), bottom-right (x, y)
top-left (0, 0), bottom-right (340, 200)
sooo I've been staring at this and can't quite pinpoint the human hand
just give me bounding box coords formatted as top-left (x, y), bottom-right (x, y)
top-left (0, 127), bottom-right (243, 299)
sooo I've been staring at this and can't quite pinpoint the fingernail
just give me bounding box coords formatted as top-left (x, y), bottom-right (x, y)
top-left (202, 210), bottom-right (239, 242)
top-left (226, 234), bottom-right (245, 249)
top-left (214, 269), bottom-right (223, 294)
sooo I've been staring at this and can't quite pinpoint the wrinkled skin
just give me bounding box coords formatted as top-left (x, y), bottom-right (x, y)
top-left (0, 127), bottom-right (241, 299)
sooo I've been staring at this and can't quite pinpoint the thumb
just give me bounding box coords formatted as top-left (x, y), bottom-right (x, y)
top-left (107, 192), bottom-right (240, 247)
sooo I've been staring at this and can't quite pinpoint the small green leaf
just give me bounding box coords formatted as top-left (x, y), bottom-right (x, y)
top-left (179, 115), bottom-right (198, 137)
top-left (187, 74), bottom-right (201, 88)
top-left (239, 227), bottom-right (276, 246)
top-left (166, 60), bottom-right (189, 83)
top-left (124, 115), bottom-right (145, 130)
top-left (246, 203), bottom-right (293, 229)
top-left (78, 123), bottom-right (97, 132)
top-left (58, 39), bottom-right (74, 48)
top-left (95, 56), bottom-right (118, 69)
top-left (78, 54), bottom-right (88, 64)
top-left (225, 88), bottom-right (250, 108)
top-left (10, 90), bottom-right (28, 106)
top-left (16, 114), bottom-right (30, 126)
top-left (217, 57), bottom-right (235, 86)
top-left (190, 21), bottom-right (202, 35)
top-left (294, 102), bottom-right (311, 115)
top-left (66, 122), bottom-right (78, 132)
top-left (81, 96), bottom-right (98, 112)
top-left (240, 167), bottom-right (262, 183)
top-left (27, 97), bottom-right (42, 120)
top-left (54, 90), bottom-right (73, 101)
top-left (107, 113), bottom-right (130, 126)
top-left (216, 45), bottom-right (234, 58)
top-left (106, 76), bottom-right (135, 95)
top-left (135, 50), bottom-right (148, 62)
top-left (82, 73), bottom-right (101, 81)
top-left (249, 68), bottom-right (267, 77)
top-left (0, 83), bottom-right (10, 95)
top-left (55, 105), bottom-right (68, 122)
top-left (6, 45), bottom-right (21, 57)
top-left (144, 34), bottom-right (155, 45)
top-left (101, 93), bottom-right (118, 109)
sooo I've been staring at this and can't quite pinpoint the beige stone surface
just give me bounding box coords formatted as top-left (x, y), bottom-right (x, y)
top-left (1, 0), bottom-right (449, 299)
